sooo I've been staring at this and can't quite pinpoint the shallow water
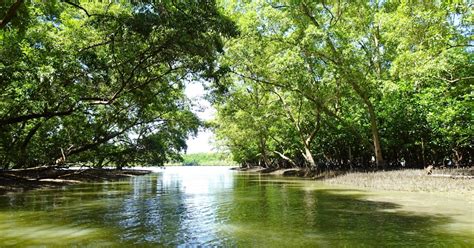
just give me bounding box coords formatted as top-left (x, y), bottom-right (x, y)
top-left (0, 166), bottom-right (472, 247)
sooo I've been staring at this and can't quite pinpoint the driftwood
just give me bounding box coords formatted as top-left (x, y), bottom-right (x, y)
top-left (425, 165), bottom-right (473, 179)
top-left (38, 178), bottom-right (81, 183)
top-left (56, 168), bottom-right (90, 179)
top-left (424, 165), bottom-right (434, 175)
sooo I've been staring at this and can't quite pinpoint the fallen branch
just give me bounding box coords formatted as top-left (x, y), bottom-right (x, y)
top-left (56, 168), bottom-right (90, 179)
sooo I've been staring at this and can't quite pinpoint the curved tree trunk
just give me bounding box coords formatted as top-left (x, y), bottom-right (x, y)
top-left (302, 145), bottom-right (317, 169)
top-left (14, 120), bottom-right (45, 169)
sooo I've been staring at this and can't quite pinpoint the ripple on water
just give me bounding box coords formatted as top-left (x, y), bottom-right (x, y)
top-left (0, 167), bottom-right (472, 247)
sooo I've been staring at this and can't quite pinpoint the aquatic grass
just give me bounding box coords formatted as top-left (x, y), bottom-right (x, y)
top-left (323, 169), bottom-right (474, 194)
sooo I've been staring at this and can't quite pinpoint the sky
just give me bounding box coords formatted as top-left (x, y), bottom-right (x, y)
top-left (184, 82), bottom-right (216, 154)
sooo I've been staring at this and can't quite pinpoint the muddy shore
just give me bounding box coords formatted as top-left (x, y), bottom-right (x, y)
top-left (0, 167), bottom-right (151, 195)
top-left (233, 167), bottom-right (474, 194)
top-left (2, 166), bottom-right (472, 195)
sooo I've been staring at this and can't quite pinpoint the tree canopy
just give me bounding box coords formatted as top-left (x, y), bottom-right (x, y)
top-left (212, 0), bottom-right (473, 170)
top-left (0, 0), bottom-right (472, 171)
top-left (0, 0), bottom-right (236, 169)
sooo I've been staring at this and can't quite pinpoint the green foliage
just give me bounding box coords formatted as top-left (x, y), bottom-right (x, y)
top-left (167, 152), bottom-right (236, 166)
top-left (212, 0), bottom-right (473, 169)
top-left (1, 0), bottom-right (471, 171)
top-left (0, 1), bottom-right (237, 169)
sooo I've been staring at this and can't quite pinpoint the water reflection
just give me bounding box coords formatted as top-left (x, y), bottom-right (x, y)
top-left (0, 167), bottom-right (472, 247)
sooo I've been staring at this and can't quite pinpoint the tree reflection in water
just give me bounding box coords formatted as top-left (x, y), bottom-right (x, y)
top-left (0, 167), bottom-right (472, 247)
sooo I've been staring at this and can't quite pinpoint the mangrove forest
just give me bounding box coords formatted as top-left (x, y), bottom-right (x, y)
top-left (0, 0), bottom-right (473, 247)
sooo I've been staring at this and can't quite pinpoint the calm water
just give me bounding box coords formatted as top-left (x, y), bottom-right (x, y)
top-left (0, 166), bottom-right (472, 247)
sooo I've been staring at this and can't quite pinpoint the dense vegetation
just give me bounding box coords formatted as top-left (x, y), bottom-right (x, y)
top-left (0, 1), bottom-right (472, 172)
top-left (212, 0), bottom-right (473, 171)
top-left (167, 152), bottom-right (236, 166)
top-left (0, 1), bottom-right (236, 169)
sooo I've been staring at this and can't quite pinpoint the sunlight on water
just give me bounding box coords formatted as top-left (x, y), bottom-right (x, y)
top-left (0, 166), bottom-right (472, 246)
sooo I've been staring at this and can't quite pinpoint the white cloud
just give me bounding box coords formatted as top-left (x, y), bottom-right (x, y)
top-left (186, 129), bottom-right (215, 153)
top-left (185, 82), bottom-right (216, 153)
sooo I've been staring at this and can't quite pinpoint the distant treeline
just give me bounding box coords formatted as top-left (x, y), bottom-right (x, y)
top-left (167, 153), bottom-right (237, 166)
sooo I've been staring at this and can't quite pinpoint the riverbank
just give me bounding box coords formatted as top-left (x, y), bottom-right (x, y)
top-left (0, 167), bottom-right (152, 195)
top-left (233, 167), bottom-right (474, 194)
top-left (323, 169), bottom-right (473, 194)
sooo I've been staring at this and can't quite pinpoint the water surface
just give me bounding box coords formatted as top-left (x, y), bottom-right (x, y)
top-left (0, 166), bottom-right (472, 247)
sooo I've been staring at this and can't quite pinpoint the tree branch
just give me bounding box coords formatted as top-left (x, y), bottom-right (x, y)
top-left (0, 0), bottom-right (24, 29)
top-left (274, 150), bottom-right (297, 168)
top-left (62, 0), bottom-right (91, 17)
top-left (0, 107), bottom-right (75, 127)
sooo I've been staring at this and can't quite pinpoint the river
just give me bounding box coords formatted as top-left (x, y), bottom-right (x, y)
top-left (0, 166), bottom-right (472, 247)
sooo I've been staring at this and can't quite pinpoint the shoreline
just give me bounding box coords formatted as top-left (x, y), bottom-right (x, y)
top-left (233, 167), bottom-right (474, 194)
top-left (2, 166), bottom-right (472, 195)
top-left (0, 167), bottom-right (152, 195)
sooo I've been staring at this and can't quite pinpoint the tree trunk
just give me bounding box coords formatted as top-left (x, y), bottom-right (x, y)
top-left (273, 87), bottom-right (319, 170)
top-left (274, 151), bottom-right (297, 168)
top-left (15, 121), bottom-right (44, 169)
top-left (303, 144), bottom-right (317, 169)
top-left (421, 138), bottom-right (426, 168)
top-left (300, 4), bottom-right (385, 169)
top-left (345, 78), bottom-right (385, 169)
top-left (95, 157), bottom-right (105, 168)
top-left (259, 137), bottom-right (270, 168)
top-left (367, 101), bottom-right (385, 168)
top-left (0, 0), bottom-right (24, 29)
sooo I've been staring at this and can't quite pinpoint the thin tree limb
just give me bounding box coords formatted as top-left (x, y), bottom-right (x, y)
top-left (62, 0), bottom-right (91, 17)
